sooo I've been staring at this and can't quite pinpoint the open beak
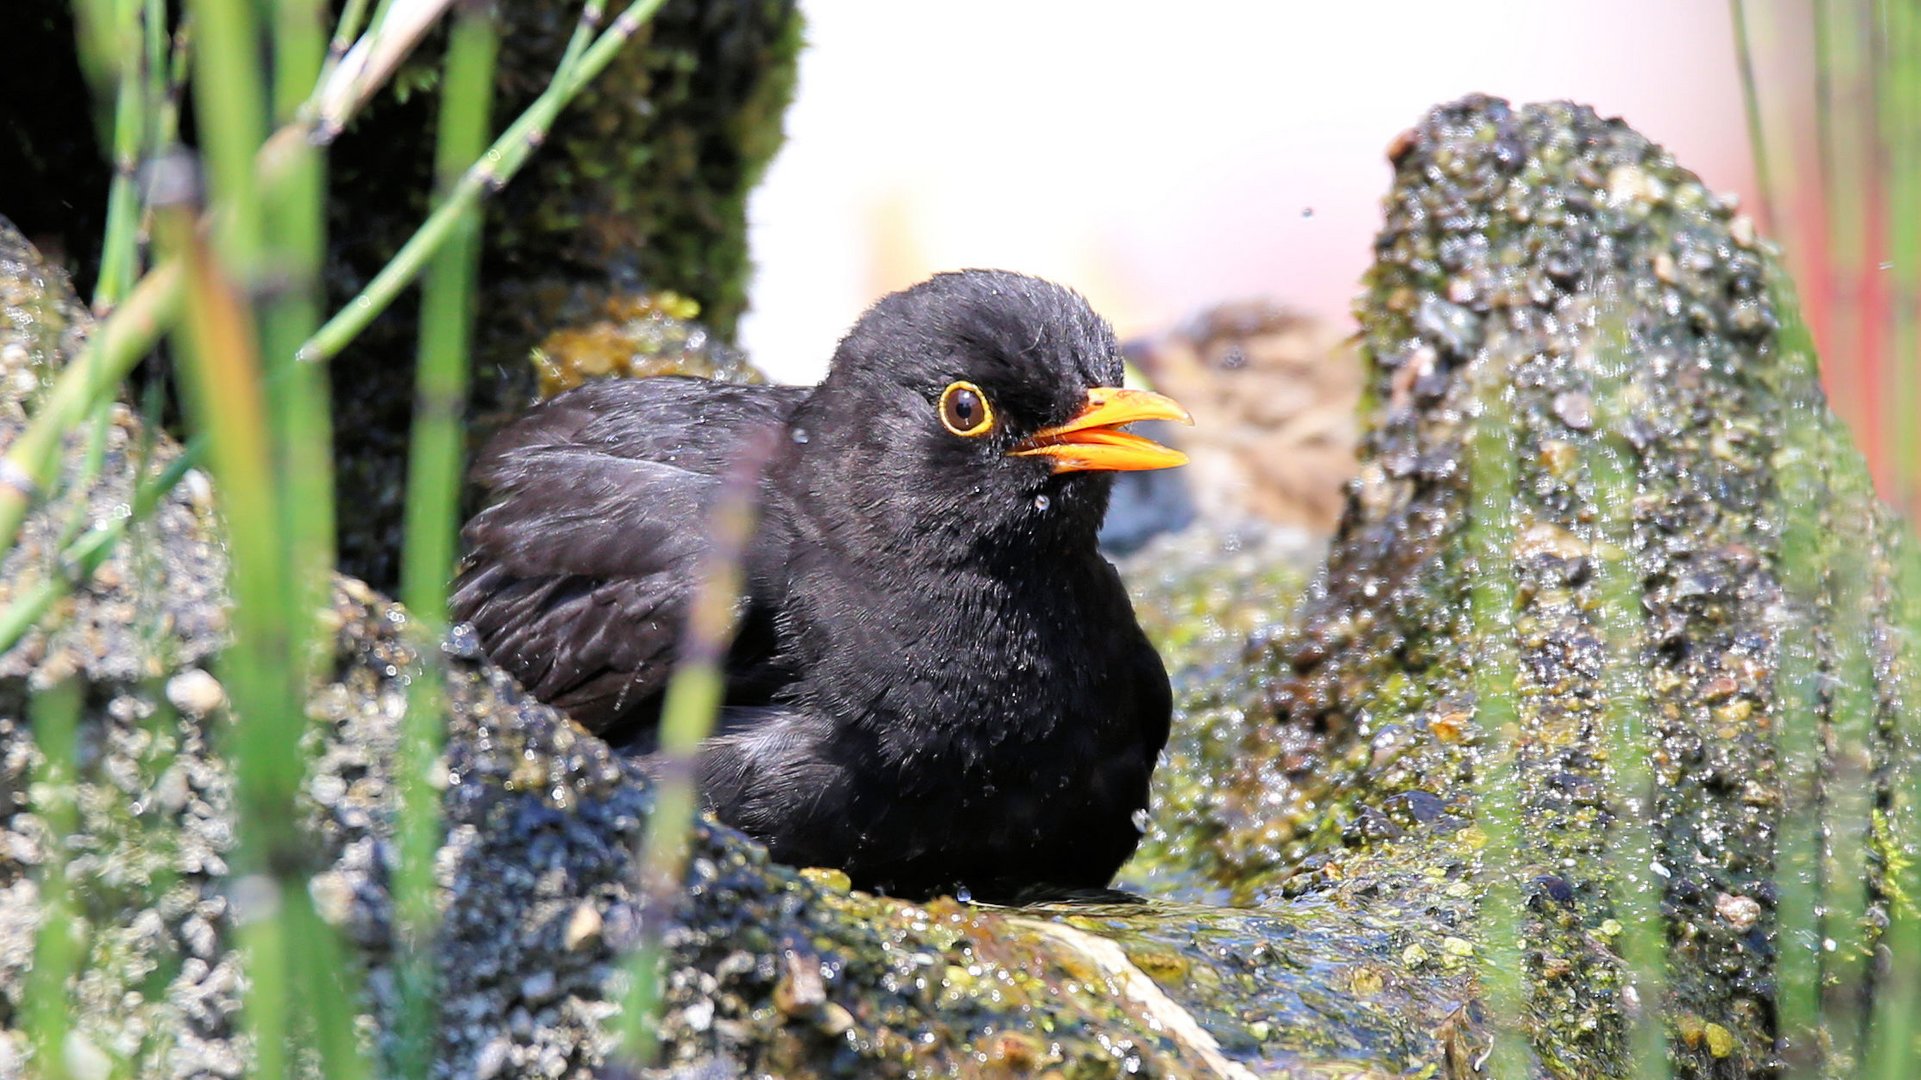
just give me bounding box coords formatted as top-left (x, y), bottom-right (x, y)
top-left (1009, 387), bottom-right (1193, 473)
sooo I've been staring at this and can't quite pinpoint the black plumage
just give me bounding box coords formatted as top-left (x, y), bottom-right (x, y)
top-left (453, 270), bottom-right (1188, 899)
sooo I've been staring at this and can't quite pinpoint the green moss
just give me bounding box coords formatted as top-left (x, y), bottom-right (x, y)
top-left (529, 291), bottom-right (764, 397)
top-left (323, 0), bottom-right (804, 588)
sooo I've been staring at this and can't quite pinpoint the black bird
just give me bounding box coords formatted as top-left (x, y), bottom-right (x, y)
top-left (452, 270), bottom-right (1190, 899)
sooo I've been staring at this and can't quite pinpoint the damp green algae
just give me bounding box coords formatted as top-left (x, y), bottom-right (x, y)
top-left (529, 291), bottom-right (764, 398)
top-left (1114, 526), bottom-right (1315, 903)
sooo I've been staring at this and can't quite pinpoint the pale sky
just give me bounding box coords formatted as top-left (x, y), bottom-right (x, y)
top-left (740, 1), bottom-right (1761, 383)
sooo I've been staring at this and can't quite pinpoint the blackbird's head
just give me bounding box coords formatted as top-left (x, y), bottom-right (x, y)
top-left (795, 270), bottom-right (1190, 547)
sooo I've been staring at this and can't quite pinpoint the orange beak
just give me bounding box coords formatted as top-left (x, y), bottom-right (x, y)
top-left (1009, 387), bottom-right (1193, 473)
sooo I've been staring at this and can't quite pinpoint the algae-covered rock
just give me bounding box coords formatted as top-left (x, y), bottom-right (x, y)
top-left (0, 220), bottom-right (239, 1079)
top-left (327, 0), bottom-right (803, 588)
top-left (1, 0), bottom-right (803, 589)
top-left (528, 292), bottom-right (764, 399)
top-left (1205, 96), bottom-right (1921, 1074)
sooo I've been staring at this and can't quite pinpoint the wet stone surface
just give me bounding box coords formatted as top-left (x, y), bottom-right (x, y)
top-left (1208, 96), bottom-right (1920, 1075)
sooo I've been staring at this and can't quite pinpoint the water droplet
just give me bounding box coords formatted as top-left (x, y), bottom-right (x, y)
top-left (1880, 260), bottom-right (1895, 271)
top-left (1301, 207), bottom-right (1315, 218)
top-left (1131, 808), bottom-right (1150, 833)
top-left (1033, 494), bottom-right (1050, 512)
top-left (444, 622), bottom-right (483, 659)
top-left (955, 886), bottom-right (973, 904)
top-left (791, 427), bottom-right (810, 444)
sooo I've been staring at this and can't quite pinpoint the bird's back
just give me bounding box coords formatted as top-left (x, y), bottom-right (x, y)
top-left (452, 376), bottom-right (806, 746)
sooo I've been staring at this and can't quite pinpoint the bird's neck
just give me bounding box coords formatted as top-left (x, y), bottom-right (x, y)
top-left (773, 451), bottom-right (1105, 573)
top-left (799, 493), bottom-right (1100, 576)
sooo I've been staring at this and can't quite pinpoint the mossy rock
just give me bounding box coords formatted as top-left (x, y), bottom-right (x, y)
top-left (0, 0), bottom-right (803, 590)
top-left (1201, 96), bottom-right (1921, 1075)
top-left (327, 0), bottom-right (804, 588)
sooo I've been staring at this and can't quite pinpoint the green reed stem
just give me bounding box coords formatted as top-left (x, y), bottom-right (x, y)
top-left (391, 9), bottom-right (500, 1075)
top-left (1866, 529), bottom-right (1921, 1077)
top-left (399, 10), bottom-right (500, 635)
top-left (1813, 0), bottom-right (1835, 210)
top-left (154, 10), bottom-right (191, 157)
top-left (4, 0), bottom-right (466, 651)
top-left (266, 0), bottom-right (365, 1069)
top-left (1866, 3), bottom-right (1921, 1068)
top-left (1591, 295), bottom-right (1671, 1079)
top-left (1820, 453), bottom-right (1879, 1071)
top-left (1883, 0), bottom-right (1920, 512)
top-left (48, 426), bottom-right (113, 592)
top-left (154, 166), bottom-right (365, 1078)
top-left (1772, 276), bottom-right (1881, 1070)
top-left (299, 0), bottom-right (669, 364)
top-left (65, 0), bottom-right (148, 605)
top-left (154, 183), bottom-right (293, 1080)
top-left (1464, 348), bottom-right (1530, 1077)
top-left (1812, 0), bottom-right (1871, 444)
top-left (23, 677), bottom-right (84, 1080)
top-left (142, 0), bottom-right (169, 144)
top-left (184, 0), bottom-right (267, 273)
top-left (0, 0), bottom-right (427, 568)
top-left (355, 0), bottom-right (407, 61)
top-left (73, 0), bottom-right (126, 112)
top-left (1729, 0), bottom-right (1781, 237)
top-left (560, 0), bottom-right (610, 70)
top-left (319, 0), bottom-right (377, 84)
top-left (622, 436), bottom-right (773, 1063)
top-left (95, 0), bottom-right (147, 313)
top-left (261, 0), bottom-right (338, 663)
top-left (1771, 277), bottom-right (1834, 1074)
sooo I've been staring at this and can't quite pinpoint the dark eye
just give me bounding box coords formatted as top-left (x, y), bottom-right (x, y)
top-left (939, 381), bottom-right (995, 437)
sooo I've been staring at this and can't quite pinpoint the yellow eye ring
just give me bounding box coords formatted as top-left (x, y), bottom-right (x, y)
top-left (939, 381), bottom-right (995, 437)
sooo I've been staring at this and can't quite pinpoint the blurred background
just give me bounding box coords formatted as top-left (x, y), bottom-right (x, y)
top-left (742, 1), bottom-right (1917, 517)
top-left (741, 0), bottom-right (1763, 378)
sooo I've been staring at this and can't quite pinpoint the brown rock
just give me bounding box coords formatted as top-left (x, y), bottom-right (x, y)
top-left (1125, 302), bottom-right (1360, 532)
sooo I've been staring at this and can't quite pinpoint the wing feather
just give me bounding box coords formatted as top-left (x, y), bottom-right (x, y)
top-left (452, 376), bottom-right (805, 744)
